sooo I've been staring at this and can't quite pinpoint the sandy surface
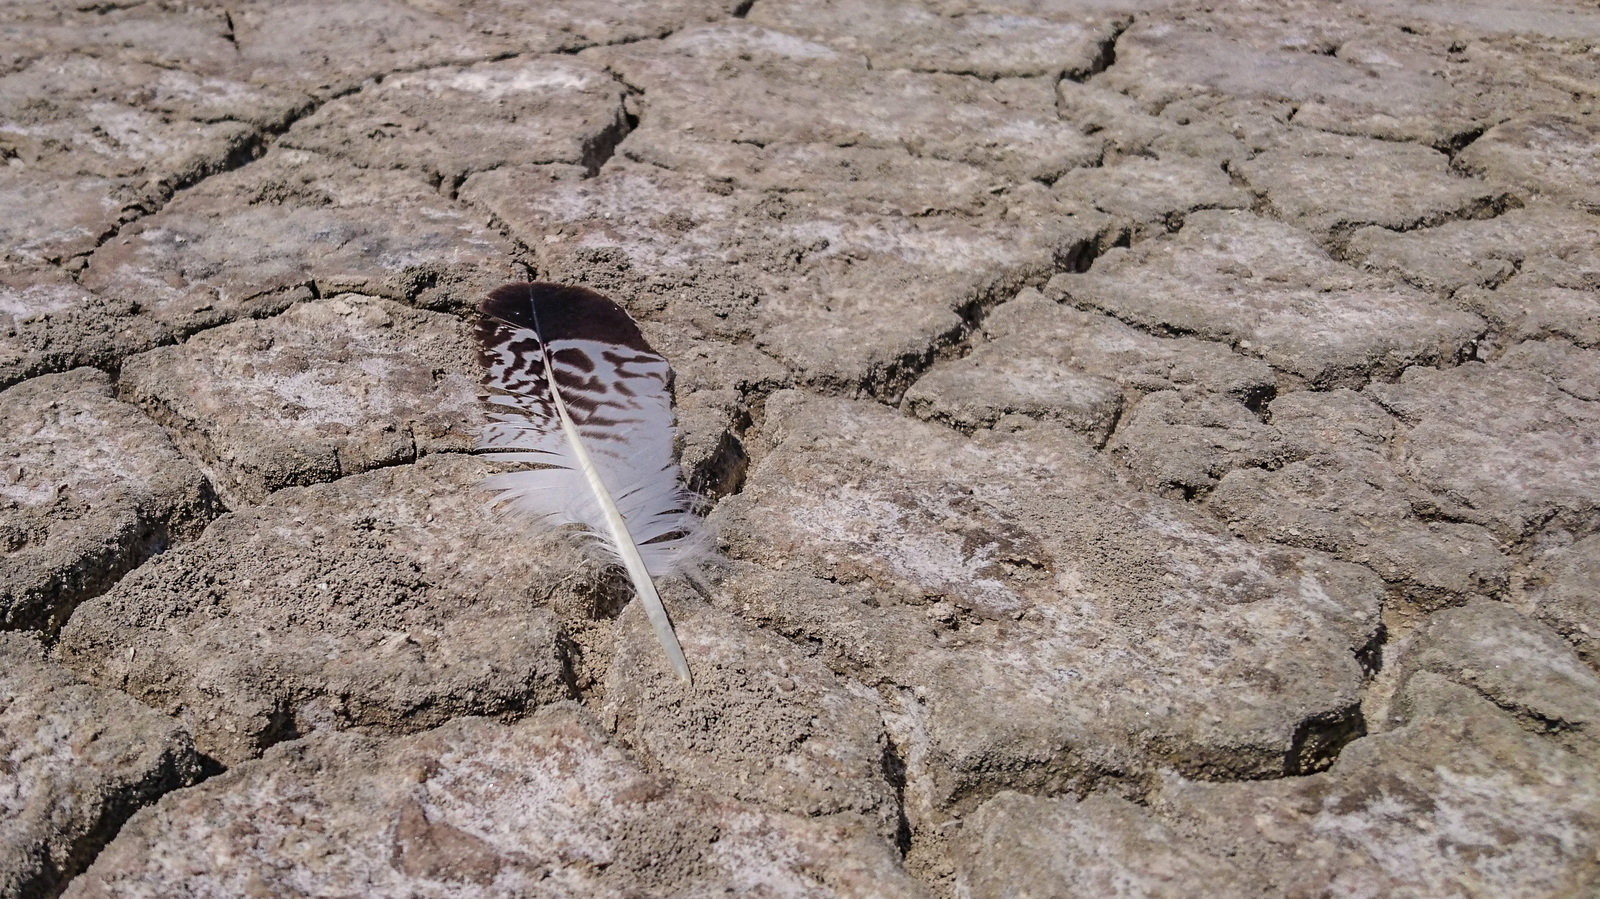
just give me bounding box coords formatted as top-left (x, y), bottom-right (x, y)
top-left (2, 0), bottom-right (1598, 896)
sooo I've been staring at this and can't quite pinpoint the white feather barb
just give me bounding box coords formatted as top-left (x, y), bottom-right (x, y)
top-left (473, 282), bottom-right (707, 684)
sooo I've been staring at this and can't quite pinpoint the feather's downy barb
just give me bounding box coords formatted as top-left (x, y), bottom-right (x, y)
top-left (473, 282), bottom-right (705, 684)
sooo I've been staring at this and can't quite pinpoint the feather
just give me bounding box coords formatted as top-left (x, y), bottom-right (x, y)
top-left (472, 282), bottom-right (707, 684)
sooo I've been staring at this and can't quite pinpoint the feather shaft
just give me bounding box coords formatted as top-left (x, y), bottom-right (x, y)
top-left (540, 331), bottom-right (693, 685)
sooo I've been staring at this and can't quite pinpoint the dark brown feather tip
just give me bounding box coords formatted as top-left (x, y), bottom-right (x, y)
top-left (479, 283), bottom-right (654, 354)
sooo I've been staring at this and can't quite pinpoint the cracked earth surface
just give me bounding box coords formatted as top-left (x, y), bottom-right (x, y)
top-left (2, 0), bottom-right (1598, 896)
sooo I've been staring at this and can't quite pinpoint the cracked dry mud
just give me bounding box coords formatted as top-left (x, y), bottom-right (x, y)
top-left (2, 0), bottom-right (1598, 896)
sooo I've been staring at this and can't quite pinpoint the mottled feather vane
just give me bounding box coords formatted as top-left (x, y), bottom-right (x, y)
top-left (474, 283), bottom-right (705, 683)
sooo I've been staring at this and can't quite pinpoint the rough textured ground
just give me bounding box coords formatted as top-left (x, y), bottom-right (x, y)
top-left (2, 0), bottom-right (1598, 897)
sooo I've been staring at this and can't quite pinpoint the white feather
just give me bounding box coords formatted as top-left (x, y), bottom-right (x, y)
top-left (474, 285), bottom-right (708, 684)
